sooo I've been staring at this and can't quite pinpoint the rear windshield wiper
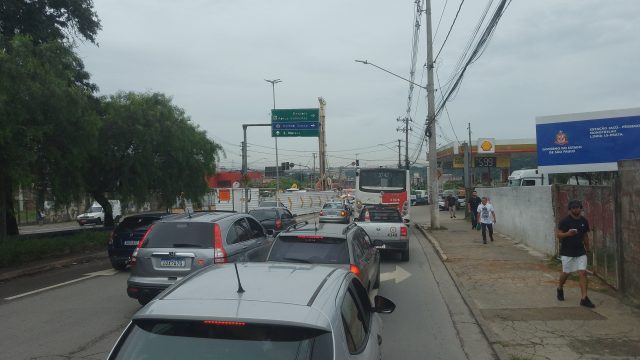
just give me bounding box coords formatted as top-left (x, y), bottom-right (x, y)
top-left (172, 243), bottom-right (204, 248)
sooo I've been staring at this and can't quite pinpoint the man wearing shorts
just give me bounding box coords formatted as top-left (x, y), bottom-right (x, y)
top-left (556, 199), bottom-right (595, 308)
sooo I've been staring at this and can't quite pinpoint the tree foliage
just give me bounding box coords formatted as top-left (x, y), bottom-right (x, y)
top-left (0, 0), bottom-right (101, 45)
top-left (0, 35), bottom-right (99, 237)
top-left (84, 92), bottom-right (223, 225)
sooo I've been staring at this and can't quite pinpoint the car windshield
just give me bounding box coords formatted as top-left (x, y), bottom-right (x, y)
top-left (143, 222), bottom-right (214, 248)
top-left (360, 209), bottom-right (402, 222)
top-left (118, 216), bottom-right (159, 230)
top-left (87, 206), bottom-right (102, 213)
top-left (249, 209), bottom-right (277, 221)
top-left (112, 320), bottom-right (333, 360)
top-left (322, 203), bottom-right (342, 209)
top-left (267, 236), bottom-right (349, 264)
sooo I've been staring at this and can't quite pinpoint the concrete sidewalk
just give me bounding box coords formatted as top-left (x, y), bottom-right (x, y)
top-left (417, 212), bottom-right (640, 360)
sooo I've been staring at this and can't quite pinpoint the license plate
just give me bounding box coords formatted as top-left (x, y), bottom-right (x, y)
top-left (376, 245), bottom-right (386, 249)
top-left (124, 240), bottom-right (139, 246)
top-left (160, 258), bottom-right (186, 267)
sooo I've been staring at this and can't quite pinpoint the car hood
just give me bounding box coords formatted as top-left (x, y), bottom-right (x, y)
top-left (77, 211), bottom-right (102, 219)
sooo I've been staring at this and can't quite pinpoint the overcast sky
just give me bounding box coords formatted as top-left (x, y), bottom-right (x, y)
top-left (76, 0), bottom-right (640, 170)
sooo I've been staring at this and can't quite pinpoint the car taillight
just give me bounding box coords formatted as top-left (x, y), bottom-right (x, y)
top-left (108, 230), bottom-right (115, 246)
top-left (213, 223), bottom-right (227, 264)
top-left (138, 224), bottom-right (155, 249)
top-left (275, 218), bottom-right (282, 230)
top-left (319, 210), bottom-right (324, 216)
top-left (203, 320), bottom-right (246, 326)
top-left (400, 226), bottom-right (408, 237)
top-left (130, 248), bottom-right (139, 267)
top-left (297, 235), bottom-right (324, 239)
top-left (350, 264), bottom-right (362, 278)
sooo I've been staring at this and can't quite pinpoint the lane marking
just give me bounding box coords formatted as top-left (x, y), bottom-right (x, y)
top-left (380, 265), bottom-right (411, 284)
top-left (4, 268), bottom-right (118, 301)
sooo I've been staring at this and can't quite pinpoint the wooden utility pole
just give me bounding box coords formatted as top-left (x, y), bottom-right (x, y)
top-left (398, 139), bottom-right (402, 169)
top-left (425, 0), bottom-right (439, 229)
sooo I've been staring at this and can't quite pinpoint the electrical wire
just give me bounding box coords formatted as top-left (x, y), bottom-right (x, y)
top-left (434, 0), bottom-right (466, 62)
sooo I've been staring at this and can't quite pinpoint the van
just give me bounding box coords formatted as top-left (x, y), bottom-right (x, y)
top-left (508, 169), bottom-right (549, 186)
top-left (77, 200), bottom-right (122, 226)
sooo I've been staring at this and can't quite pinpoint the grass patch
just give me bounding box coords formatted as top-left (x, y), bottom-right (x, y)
top-left (0, 231), bottom-right (109, 268)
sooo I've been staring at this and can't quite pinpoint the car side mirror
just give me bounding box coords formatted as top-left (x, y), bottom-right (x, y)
top-left (403, 218), bottom-right (410, 224)
top-left (372, 239), bottom-right (384, 247)
top-left (266, 229), bottom-right (275, 236)
top-left (292, 214), bottom-right (297, 218)
top-left (373, 295), bottom-right (396, 314)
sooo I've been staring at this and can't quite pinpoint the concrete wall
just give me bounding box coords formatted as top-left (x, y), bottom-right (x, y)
top-left (476, 186), bottom-right (556, 256)
top-left (618, 160), bottom-right (640, 302)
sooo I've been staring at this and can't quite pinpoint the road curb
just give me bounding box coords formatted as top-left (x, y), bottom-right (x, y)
top-left (0, 251), bottom-right (107, 282)
top-left (415, 223), bottom-right (510, 360)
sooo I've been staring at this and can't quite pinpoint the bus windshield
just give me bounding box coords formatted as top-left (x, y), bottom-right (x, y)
top-left (358, 169), bottom-right (406, 192)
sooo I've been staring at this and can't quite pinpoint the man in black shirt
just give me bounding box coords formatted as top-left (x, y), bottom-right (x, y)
top-left (556, 199), bottom-right (594, 308)
top-left (468, 191), bottom-right (482, 230)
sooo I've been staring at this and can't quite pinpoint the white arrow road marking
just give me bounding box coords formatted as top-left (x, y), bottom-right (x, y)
top-left (380, 265), bottom-right (411, 284)
top-left (4, 268), bottom-right (119, 301)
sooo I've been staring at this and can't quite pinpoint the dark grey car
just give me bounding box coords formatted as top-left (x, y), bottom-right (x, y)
top-left (249, 207), bottom-right (296, 235)
top-left (109, 263), bottom-right (396, 360)
top-left (319, 201), bottom-right (351, 224)
top-left (266, 222), bottom-right (381, 293)
top-left (127, 212), bottom-right (272, 305)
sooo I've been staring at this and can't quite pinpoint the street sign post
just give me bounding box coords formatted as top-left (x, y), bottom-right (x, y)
top-left (271, 108), bottom-right (320, 137)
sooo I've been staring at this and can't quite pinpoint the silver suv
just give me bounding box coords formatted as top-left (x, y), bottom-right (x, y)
top-left (127, 212), bottom-right (272, 305)
top-left (109, 263), bottom-right (396, 359)
top-left (267, 222), bottom-right (381, 293)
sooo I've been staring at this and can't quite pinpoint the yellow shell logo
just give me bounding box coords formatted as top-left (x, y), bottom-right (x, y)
top-left (480, 140), bottom-right (493, 152)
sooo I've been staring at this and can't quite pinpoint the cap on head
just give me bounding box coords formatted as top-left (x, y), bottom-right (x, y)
top-left (568, 199), bottom-right (582, 210)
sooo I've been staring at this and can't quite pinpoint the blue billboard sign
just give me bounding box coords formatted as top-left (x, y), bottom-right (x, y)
top-left (536, 108), bottom-right (640, 173)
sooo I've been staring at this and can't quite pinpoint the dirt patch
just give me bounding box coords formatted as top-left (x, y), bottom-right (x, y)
top-left (481, 307), bottom-right (606, 321)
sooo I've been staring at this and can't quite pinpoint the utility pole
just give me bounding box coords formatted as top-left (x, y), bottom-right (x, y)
top-left (318, 97), bottom-right (327, 190)
top-left (397, 117), bottom-right (411, 169)
top-left (265, 79), bottom-right (281, 201)
top-left (468, 123), bottom-right (473, 186)
top-left (397, 139), bottom-right (402, 169)
top-left (425, 0), bottom-right (439, 229)
top-left (312, 153), bottom-right (316, 188)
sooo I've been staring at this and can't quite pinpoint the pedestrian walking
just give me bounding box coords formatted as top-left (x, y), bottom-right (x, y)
top-left (556, 199), bottom-right (595, 308)
top-left (468, 191), bottom-right (482, 230)
top-left (476, 197), bottom-right (496, 244)
top-left (446, 194), bottom-right (457, 218)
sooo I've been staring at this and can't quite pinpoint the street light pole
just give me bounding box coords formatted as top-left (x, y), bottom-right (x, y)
top-left (265, 79), bottom-right (282, 202)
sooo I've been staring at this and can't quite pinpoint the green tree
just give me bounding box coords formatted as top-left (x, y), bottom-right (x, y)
top-left (84, 92), bottom-right (223, 226)
top-left (0, 0), bottom-right (101, 45)
top-left (0, 35), bottom-right (99, 238)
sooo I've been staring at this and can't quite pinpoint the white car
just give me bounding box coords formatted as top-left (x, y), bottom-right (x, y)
top-left (76, 200), bottom-right (121, 225)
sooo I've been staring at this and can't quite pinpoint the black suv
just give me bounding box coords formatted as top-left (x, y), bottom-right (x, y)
top-left (248, 207), bottom-right (297, 235)
top-left (108, 212), bottom-right (177, 270)
top-left (266, 222), bottom-right (382, 293)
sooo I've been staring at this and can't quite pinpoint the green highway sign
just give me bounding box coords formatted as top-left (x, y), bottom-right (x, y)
top-left (272, 129), bottom-right (319, 137)
top-left (271, 108), bottom-right (320, 137)
top-left (271, 108), bottom-right (319, 122)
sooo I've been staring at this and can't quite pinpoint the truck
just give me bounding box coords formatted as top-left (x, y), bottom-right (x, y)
top-left (77, 200), bottom-right (122, 226)
top-left (508, 169), bottom-right (549, 186)
top-left (410, 189), bottom-right (428, 206)
top-left (355, 205), bottom-right (410, 261)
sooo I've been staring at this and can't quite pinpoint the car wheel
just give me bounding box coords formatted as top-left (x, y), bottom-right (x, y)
top-left (373, 264), bottom-right (381, 289)
top-left (110, 260), bottom-right (127, 271)
top-left (401, 249), bottom-right (410, 262)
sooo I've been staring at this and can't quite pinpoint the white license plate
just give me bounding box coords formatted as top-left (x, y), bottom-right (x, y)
top-left (160, 258), bottom-right (186, 267)
top-left (124, 240), bottom-right (139, 246)
top-left (376, 245), bottom-right (386, 249)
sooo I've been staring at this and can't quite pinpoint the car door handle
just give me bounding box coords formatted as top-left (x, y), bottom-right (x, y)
top-left (377, 334), bottom-right (382, 345)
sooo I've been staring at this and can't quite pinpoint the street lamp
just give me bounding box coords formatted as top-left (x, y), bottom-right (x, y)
top-left (265, 79), bottom-right (282, 201)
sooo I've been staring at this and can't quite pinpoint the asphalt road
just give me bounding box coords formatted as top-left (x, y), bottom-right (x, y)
top-left (1, 206), bottom-right (493, 360)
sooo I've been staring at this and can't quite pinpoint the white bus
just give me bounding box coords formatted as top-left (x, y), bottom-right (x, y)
top-left (354, 168), bottom-right (411, 222)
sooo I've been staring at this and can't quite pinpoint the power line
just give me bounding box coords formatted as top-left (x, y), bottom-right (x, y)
top-left (434, 0), bottom-right (466, 62)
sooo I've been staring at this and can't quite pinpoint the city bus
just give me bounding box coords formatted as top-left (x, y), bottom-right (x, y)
top-left (354, 167), bottom-right (411, 222)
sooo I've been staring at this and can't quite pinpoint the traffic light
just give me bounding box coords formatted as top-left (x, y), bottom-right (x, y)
top-left (355, 159), bottom-right (360, 167)
top-left (281, 162), bottom-right (289, 170)
top-left (289, 162), bottom-right (295, 169)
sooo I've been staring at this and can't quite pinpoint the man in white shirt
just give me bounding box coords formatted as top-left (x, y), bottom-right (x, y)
top-left (477, 197), bottom-right (496, 244)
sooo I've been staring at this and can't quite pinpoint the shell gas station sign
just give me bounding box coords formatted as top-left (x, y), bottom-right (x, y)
top-left (477, 138), bottom-right (496, 154)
